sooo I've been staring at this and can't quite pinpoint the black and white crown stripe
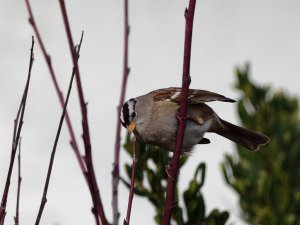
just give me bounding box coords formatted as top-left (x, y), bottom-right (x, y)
top-left (120, 98), bottom-right (137, 127)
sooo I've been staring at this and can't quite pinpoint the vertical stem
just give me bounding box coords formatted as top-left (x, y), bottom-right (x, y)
top-left (24, 2), bottom-right (103, 224)
top-left (161, 1), bottom-right (197, 224)
top-left (123, 136), bottom-right (137, 225)
top-left (14, 139), bottom-right (22, 225)
top-left (24, 0), bottom-right (89, 191)
top-left (0, 37), bottom-right (35, 225)
top-left (58, 2), bottom-right (109, 224)
top-left (58, 0), bottom-right (85, 115)
top-left (35, 33), bottom-right (83, 225)
top-left (113, 0), bottom-right (130, 224)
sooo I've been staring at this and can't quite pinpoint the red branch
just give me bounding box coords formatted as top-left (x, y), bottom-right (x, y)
top-left (25, 1), bottom-right (103, 223)
top-left (24, 1), bottom-right (105, 224)
top-left (35, 33), bottom-right (83, 225)
top-left (0, 37), bottom-right (34, 225)
top-left (161, 1), bottom-right (197, 224)
top-left (123, 136), bottom-right (137, 225)
top-left (14, 139), bottom-right (22, 225)
top-left (24, 0), bottom-right (89, 191)
top-left (58, 1), bottom-right (109, 225)
top-left (112, 0), bottom-right (130, 224)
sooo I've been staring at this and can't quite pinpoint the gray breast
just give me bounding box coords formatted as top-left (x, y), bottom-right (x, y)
top-left (134, 100), bottom-right (215, 152)
top-left (135, 101), bottom-right (178, 150)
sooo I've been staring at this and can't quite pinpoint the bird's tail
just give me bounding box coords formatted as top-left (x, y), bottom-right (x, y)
top-left (216, 118), bottom-right (269, 151)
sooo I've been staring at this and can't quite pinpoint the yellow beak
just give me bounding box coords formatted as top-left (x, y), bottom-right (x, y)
top-left (127, 122), bottom-right (136, 133)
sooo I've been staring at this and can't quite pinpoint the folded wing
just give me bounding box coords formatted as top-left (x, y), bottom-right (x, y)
top-left (151, 87), bottom-right (235, 104)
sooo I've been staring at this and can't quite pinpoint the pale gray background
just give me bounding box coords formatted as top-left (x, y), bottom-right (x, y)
top-left (0, 0), bottom-right (299, 225)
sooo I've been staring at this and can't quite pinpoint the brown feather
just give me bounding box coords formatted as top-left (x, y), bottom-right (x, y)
top-left (151, 87), bottom-right (235, 104)
top-left (216, 118), bottom-right (270, 151)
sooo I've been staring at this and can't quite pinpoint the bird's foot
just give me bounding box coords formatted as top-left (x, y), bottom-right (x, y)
top-left (166, 161), bottom-right (180, 181)
top-left (176, 113), bottom-right (198, 124)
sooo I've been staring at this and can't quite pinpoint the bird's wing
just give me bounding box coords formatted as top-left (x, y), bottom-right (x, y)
top-left (150, 87), bottom-right (235, 104)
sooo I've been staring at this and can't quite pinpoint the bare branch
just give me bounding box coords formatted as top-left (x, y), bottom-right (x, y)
top-left (58, 1), bottom-right (109, 224)
top-left (112, 0), bottom-right (130, 224)
top-left (0, 37), bottom-right (35, 225)
top-left (123, 136), bottom-right (137, 225)
top-left (161, 1), bottom-right (197, 224)
top-left (14, 138), bottom-right (22, 225)
top-left (24, 0), bottom-right (89, 194)
top-left (24, 2), bottom-right (107, 224)
top-left (35, 33), bottom-right (84, 225)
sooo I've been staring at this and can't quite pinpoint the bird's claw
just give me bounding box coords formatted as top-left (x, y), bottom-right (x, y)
top-left (166, 161), bottom-right (180, 181)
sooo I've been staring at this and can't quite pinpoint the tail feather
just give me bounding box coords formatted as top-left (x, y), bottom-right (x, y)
top-left (216, 118), bottom-right (269, 151)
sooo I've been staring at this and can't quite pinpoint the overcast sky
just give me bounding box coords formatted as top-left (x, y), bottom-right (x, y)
top-left (0, 0), bottom-right (299, 225)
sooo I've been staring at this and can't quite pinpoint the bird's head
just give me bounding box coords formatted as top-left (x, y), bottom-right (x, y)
top-left (120, 98), bottom-right (138, 133)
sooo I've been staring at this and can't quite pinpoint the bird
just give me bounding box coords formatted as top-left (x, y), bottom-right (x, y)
top-left (120, 87), bottom-right (269, 152)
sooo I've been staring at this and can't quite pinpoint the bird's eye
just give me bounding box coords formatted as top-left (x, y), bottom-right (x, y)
top-left (131, 112), bottom-right (137, 118)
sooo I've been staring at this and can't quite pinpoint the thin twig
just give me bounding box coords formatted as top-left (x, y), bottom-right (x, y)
top-left (14, 138), bottom-right (22, 225)
top-left (112, 0), bottom-right (130, 224)
top-left (0, 37), bottom-right (35, 225)
top-left (58, 1), bottom-right (109, 225)
top-left (123, 136), bottom-right (137, 225)
top-left (24, 0), bottom-right (89, 192)
top-left (35, 32), bottom-right (84, 225)
top-left (24, 2), bottom-right (104, 224)
top-left (161, 1), bottom-right (197, 224)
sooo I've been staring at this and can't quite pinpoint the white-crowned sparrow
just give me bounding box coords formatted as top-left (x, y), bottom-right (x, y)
top-left (120, 87), bottom-right (269, 152)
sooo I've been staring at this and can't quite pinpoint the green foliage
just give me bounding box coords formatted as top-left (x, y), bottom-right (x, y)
top-left (122, 134), bottom-right (229, 225)
top-left (222, 64), bottom-right (300, 225)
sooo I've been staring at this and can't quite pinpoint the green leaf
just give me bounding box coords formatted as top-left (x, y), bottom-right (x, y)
top-left (222, 63), bottom-right (300, 225)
